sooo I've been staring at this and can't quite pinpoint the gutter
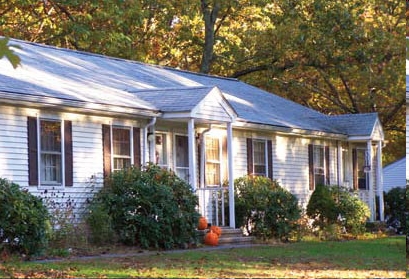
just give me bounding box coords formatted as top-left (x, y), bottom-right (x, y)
top-left (233, 120), bottom-right (349, 140)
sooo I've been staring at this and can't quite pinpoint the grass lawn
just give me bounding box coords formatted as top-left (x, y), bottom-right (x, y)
top-left (0, 236), bottom-right (405, 278)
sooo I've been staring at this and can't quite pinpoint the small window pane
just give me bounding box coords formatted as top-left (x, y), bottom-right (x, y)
top-left (114, 158), bottom-right (131, 170)
top-left (113, 128), bottom-right (130, 156)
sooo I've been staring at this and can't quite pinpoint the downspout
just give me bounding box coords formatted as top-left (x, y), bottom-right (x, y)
top-left (144, 117), bottom-right (156, 165)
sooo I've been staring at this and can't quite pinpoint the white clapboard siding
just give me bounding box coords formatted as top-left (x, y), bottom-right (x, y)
top-left (0, 109), bottom-right (29, 186)
top-left (383, 157), bottom-right (405, 193)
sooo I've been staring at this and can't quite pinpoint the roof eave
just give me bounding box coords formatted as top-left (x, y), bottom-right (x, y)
top-left (233, 120), bottom-right (348, 139)
top-left (0, 92), bottom-right (161, 119)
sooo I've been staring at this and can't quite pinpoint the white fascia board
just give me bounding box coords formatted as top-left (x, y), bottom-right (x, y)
top-left (369, 118), bottom-right (385, 141)
top-left (0, 92), bottom-right (160, 118)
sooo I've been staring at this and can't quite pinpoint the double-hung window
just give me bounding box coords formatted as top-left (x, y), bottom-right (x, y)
top-left (246, 138), bottom-right (273, 179)
top-left (313, 145), bottom-right (325, 186)
top-left (205, 136), bottom-right (221, 186)
top-left (28, 117), bottom-right (73, 187)
top-left (253, 140), bottom-right (267, 176)
top-left (308, 144), bottom-right (330, 190)
top-left (102, 125), bottom-right (141, 178)
top-left (112, 127), bottom-right (131, 171)
top-left (40, 120), bottom-right (62, 184)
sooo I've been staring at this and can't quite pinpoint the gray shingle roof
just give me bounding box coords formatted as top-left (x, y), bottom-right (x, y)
top-left (132, 86), bottom-right (215, 112)
top-left (0, 38), bottom-right (380, 137)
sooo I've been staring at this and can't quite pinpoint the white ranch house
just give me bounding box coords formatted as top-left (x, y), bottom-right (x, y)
top-left (0, 38), bottom-right (385, 226)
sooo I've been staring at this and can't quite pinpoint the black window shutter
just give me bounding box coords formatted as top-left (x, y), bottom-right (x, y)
top-left (102, 124), bottom-right (111, 178)
top-left (64, 120), bottom-right (73, 186)
top-left (246, 138), bottom-right (253, 176)
top-left (325, 146), bottom-right (330, 185)
top-left (352, 148), bottom-right (358, 190)
top-left (133, 127), bottom-right (141, 168)
top-left (27, 117), bottom-right (38, 186)
top-left (308, 144), bottom-right (314, 191)
top-left (267, 140), bottom-right (273, 180)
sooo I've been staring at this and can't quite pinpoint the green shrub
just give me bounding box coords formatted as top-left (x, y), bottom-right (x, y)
top-left (234, 176), bottom-right (301, 241)
top-left (306, 185), bottom-right (370, 237)
top-left (0, 178), bottom-right (50, 256)
top-left (306, 184), bottom-right (338, 230)
top-left (86, 164), bottom-right (200, 249)
top-left (384, 187), bottom-right (406, 234)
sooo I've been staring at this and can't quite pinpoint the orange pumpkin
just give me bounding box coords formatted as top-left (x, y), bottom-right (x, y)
top-left (204, 230), bottom-right (219, 246)
top-left (197, 216), bottom-right (208, 230)
top-left (210, 225), bottom-right (222, 237)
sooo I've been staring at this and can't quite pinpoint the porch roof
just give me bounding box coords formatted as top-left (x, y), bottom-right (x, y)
top-left (0, 38), bottom-right (382, 138)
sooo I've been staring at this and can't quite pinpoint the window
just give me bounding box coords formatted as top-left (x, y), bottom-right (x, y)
top-left (308, 144), bottom-right (329, 190)
top-left (112, 127), bottom-right (131, 171)
top-left (313, 145), bottom-right (325, 186)
top-left (342, 148), bottom-right (349, 184)
top-left (155, 133), bottom-right (168, 168)
top-left (175, 135), bottom-right (189, 181)
top-left (102, 125), bottom-right (140, 178)
top-left (246, 138), bottom-right (273, 179)
top-left (355, 148), bottom-right (368, 190)
top-left (40, 120), bottom-right (62, 184)
top-left (253, 140), bottom-right (267, 176)
top-left (28, 117), bottom-right (73, 187)
top-left (205, 137), bottom-right (221, 186)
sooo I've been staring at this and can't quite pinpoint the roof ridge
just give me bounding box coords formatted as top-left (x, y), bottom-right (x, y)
top-left (127, 85), bottom-right (215, 94)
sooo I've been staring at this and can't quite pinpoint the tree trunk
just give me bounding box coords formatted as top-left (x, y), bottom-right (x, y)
top-left (200, 0), bottom-right (220, 74)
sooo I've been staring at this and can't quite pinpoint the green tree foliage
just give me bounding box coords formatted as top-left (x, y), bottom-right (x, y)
top-left (234, 176), bottom-right (301, 241)
top-left (0, 178), bottom-right (50, 256)
top-left (86, 165), bottom-right (200, 249)
top-left (0, 38), bottom-right (20, 68)
top-left (0, 0), bottom-right (404, 163)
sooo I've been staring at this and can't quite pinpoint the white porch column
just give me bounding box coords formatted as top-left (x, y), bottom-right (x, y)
top-left (227, 122), bottom-right (235, 228)
top-left (367, 140), bottom-right (375, 221)
top-left (188, 118), bottom-right (197, 191)
top-left (376, 141), bottom-right (384, 221)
